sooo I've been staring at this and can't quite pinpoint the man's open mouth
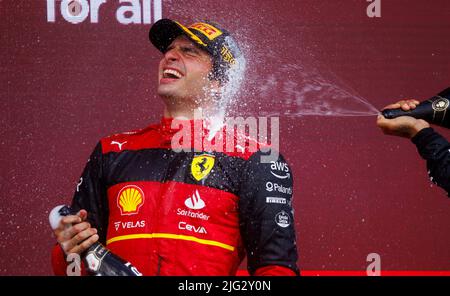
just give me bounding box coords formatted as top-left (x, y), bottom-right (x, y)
top-left (163, 68), bottom-right (183, 79)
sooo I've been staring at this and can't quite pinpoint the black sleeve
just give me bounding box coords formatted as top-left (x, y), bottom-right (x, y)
top-left (70, 142), bottom-right (109, 244)
top-left (411, 127), bottom-right (450, 196)
top-left (238, 150), bottom-right (299, 275)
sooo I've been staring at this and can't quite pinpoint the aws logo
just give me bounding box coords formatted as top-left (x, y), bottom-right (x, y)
top-left (270, 161), bottom-right (291, 179)
top-left (117, 185), bottom-right (145, 215)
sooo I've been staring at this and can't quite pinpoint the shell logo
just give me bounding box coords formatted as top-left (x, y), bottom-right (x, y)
top-left (117, 185), bottom-right (145, 216)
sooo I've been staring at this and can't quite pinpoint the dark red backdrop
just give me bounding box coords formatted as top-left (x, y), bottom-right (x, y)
top-left (1, 0), bottom-right (449, 275)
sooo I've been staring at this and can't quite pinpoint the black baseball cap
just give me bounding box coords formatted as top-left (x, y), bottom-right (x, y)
top-left (149, 19), bottom-right (241, 82)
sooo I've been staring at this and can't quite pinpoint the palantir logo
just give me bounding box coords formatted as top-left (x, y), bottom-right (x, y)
top-left (185, 190), bottom-right (205, 210)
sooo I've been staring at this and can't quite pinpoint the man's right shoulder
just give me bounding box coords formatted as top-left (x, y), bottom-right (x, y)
top-left (98, 122), bottom-right (161, 154)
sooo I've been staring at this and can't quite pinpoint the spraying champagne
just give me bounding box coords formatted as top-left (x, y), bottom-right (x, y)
top-left (49, 205), bottom-right (142, 276)
top-left (381, 88), bottom-right (450, 129)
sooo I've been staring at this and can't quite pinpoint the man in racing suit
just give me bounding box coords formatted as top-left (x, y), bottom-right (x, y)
top-left (377, 99), bottom-right (450, 196)
top-left (51, 19), bottom-right (299, 276)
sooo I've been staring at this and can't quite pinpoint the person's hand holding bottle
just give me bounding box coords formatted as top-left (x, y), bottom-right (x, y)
top-left (377, 99), bottom-right (430, 138)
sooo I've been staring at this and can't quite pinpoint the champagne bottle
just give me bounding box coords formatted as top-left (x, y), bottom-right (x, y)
top-left (49, 205), bottom-right (142, 276)
top-left (381, 87), bottom-right (450, 129)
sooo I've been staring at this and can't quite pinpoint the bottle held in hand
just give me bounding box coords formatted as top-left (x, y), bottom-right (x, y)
top-left (381, 88), bottom-right (450, 129)
top-left (49, 205), bottom-right (142, 276)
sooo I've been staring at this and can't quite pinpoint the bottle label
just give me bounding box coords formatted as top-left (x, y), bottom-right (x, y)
top-left (85, 244), bottom-right (109, 273)
top-left (85, 253), bottom-right (101, 272)
top-left (432, 97), bottom-right (449, 112)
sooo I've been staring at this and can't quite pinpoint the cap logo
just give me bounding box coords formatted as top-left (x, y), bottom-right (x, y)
top-left (220, 45), bottom-right (236, 65)
top-left (189, 22), bottom-right (223, 40)
top-left (175, 21), bottom-right (207, 47)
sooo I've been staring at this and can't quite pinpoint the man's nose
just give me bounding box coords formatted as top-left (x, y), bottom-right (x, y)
top-left (164, 48), bottom-right (180, 62)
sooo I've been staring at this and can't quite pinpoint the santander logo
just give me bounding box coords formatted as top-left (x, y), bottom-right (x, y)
top-left (184, 190), bottom-right (205, 210)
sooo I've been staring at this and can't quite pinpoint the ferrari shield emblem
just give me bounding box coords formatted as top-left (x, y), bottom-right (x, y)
top-left (191, 154), bottom-right (215, 181)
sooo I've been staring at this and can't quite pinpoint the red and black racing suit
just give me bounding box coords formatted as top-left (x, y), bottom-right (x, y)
top-left (412, 127), bottom-right (450, 196)
top-left (52, 118), bottom-right (299, 275)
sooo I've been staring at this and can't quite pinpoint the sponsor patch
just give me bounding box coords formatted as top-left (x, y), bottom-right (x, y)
top-left (178, 221), bottom-right (207, 234)
top-left (275, 211), bottom-right (290, 228)
top-left (185, 190), bottom-right (205, 210)
top-left (270, 161), bottom-right (290, 179)
top-left (177, 208), bottom-right (210, 221)
top-left (265, 181), bottom-right (292, 195)
top-left (114, 220), bottom-right (146, 231)
top-left (266, 197), bottom-right (287, 204)
top-left (191, 154), bottom-right (215, 181)
top-left (117, 185), bottom-right (145, 215)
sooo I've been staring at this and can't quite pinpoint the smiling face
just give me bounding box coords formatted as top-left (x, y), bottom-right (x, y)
top-left (157, 35), bottom-right (219, 109)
